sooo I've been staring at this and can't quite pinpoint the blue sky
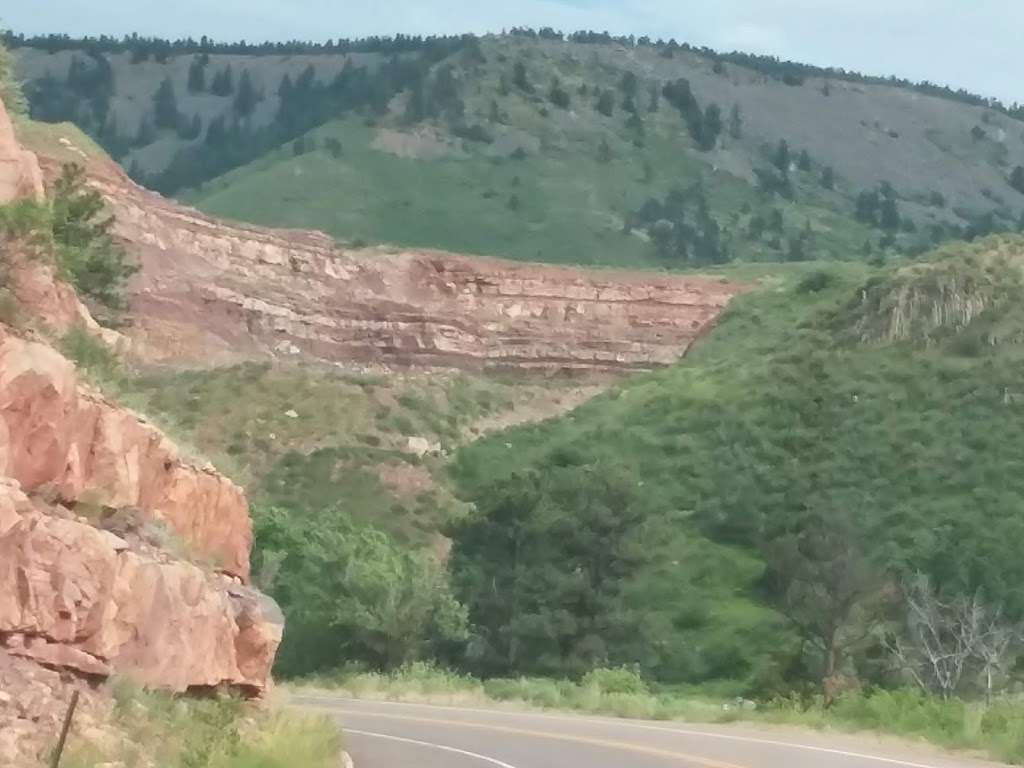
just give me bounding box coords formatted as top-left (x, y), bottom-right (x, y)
top-left (5, 1), bottom-right (1022, 103)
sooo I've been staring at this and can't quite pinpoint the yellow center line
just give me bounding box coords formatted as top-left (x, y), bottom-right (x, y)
top-left (299, 705), bottom-right (747, 768)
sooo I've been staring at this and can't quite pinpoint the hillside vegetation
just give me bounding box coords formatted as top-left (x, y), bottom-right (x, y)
top-left (12, 31), bottom-right (1024, 269)
top-left (447, 235), bottom-right (1024, 693)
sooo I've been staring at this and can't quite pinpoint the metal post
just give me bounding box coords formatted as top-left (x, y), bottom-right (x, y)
top-left (50, 689), bottom-right (80, 768)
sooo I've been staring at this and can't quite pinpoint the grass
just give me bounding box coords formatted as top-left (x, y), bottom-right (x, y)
top-left (116, 360), bottom-right (594, 546)
top-left (62, 679), bottom-right (342, 768)
top-left (190, 107), bottom-right (872, 270)
top-left (186, 35), bottom-right (883, 270)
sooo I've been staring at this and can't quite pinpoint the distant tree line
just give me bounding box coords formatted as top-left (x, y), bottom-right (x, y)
top-left (2, 30), bottom-right (477, 58)
top-left (7, 27), bottom-right (1021, 118)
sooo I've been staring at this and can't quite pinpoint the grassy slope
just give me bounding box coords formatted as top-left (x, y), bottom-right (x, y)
top-left (189, 110), bottom-right (870, 268)
top-left (449, 238), bottom-right (1024, 681)
top-left (185, 35), bottom-right (1024, 267)
top-left (117, 361), bottom-right (599, 548)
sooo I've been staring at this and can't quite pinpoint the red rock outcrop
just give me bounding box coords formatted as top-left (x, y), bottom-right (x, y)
top-left (0, 99), bottom-right (44, 204)
top-left (0, 329), bottom-right (252, 580)
top-left (0, 478), bottom-right (282, 693)
top-left (31, 135), bottom-right (742, 372)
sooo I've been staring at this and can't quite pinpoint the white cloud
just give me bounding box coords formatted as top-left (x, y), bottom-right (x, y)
top-left (5, 0), bottom-right (1023, 103)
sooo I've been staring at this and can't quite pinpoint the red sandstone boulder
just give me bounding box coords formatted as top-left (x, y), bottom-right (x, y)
top-left (0, 329), bottom-right (252, 581)
top-left (0, 478), bottom-right (282, 693)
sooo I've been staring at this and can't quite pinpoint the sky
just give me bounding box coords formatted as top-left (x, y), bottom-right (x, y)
top-left (5, 1), bottom-right (1022, 104)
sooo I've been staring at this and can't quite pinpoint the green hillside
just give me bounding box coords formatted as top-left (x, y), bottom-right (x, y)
top-left (446, 235), bottom-right (1024, 688)
top-left (14, 31), bottom-right (1024, 269)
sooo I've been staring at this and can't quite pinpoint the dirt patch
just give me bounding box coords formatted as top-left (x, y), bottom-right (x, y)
top-left (371, 127), bottom-right (463, 159)
top-left (376, 461), bottom-right (436, 499)
top-left (465, 384), bottom-right (608, 440)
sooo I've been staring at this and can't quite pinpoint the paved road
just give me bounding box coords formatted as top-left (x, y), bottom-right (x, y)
top-left (293, 695), bottom-right (1010, 768)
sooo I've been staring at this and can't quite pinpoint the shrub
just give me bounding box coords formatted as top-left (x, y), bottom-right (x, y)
top-left (582, 666), bottom-right (649, 695)
top-left (51, 163), bottom-right (137, 310)
top-left (795, 269), bottom-right (837, 294)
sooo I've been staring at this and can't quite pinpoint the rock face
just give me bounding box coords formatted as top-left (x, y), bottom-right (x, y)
top-left (0, 99), bottom-right (44, 204)
top-left (0, 478), bottom-right (282, 693)
top-left (0, 329), bottom-right (252, 580)
top-left (32, 140), bottom-right (742, 372)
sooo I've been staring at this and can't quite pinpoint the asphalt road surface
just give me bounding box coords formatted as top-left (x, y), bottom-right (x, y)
top-left (293, 695), bottom-right (1010, 768)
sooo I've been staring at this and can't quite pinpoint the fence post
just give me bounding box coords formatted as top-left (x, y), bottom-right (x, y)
top-left (50, 689), bottom-right (80, 768)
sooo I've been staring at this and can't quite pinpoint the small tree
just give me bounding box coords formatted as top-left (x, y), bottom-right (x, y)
top-left (152, 77), bottom-right (179, 130)
top-left (597, 137), bottom-right (613, 163)
top-left (596, 90), bottom-right (615, 117)
top-left (763, 510), bottom-right (887, 703)
top-left (797, 149), bottom-right (812, 172)
top-left (548, 78), bottom-right (570, 109)
top-left (773, 139), bottom-right (791, 173)
top-left (728, 103), bottom-right (743, 139)
top-left (1009, 165), bottom-right (1024, 195)
top-left (821, 166), bottom-right (835, 190)
top-left (234, 69), bottom-right (259, 118)
top-left (512, 61), bottom-right (533, 93)
top-left (50, 163), bottom-right (137, 310)
top-left (186, 56), bottom-right (206, 93)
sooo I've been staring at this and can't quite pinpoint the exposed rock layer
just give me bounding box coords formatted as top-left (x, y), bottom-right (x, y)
top-left (0, 100), bottom-right (44, 204)
top-left (33, 139), bottom-right (743, 372)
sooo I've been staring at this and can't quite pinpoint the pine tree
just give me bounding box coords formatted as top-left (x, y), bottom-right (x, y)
top-left (596, 90), bottom-right (614, 117)
top-left (699, 104), bottom-right (722, 151)
top-left (1009, 165), bottom-right (1024, 195)
top-left (774, 140), bottom-right (791, 173)
top-left (211, 65), bottom-right (234, 97)
top-left (548, 78), bottom-right (570, 109)
top-left (821, 166), bottom-right (835, 190)
top-left (728, 104), bottom-right (742, 139)
top-left (647, 83), bottom-right (659, 113)
top-left (234, 69), bottom-right (258, 117)
top-left (512, 61), bottom-right (532, 93)
top-left (187, 56), bottom-right (206, 93)
top-left (798, 149), bottom-right (812, 171)
top-left (152, 77), bottom-right (178, 130)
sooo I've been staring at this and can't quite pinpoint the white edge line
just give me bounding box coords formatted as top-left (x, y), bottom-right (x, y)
top-left (346, 728), bottom-right (521, 768)
top-left (297, 695), bottom-right (964, 768)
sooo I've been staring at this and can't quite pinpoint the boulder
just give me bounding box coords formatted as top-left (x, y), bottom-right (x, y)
top-left (0, 330), bottom-right (252, 580)
top-left (0, 479), bottom-right (282, 693)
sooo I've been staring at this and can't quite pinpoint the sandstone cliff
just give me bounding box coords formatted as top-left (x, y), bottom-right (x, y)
top-left (0, 99), bottom-right (281, 766)
top-left (0, 329), bottom-right (252, 579)
top-left (27, 127), bottom-right (742, 373)
top-left (0, 100), bottom-right (43, 204)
